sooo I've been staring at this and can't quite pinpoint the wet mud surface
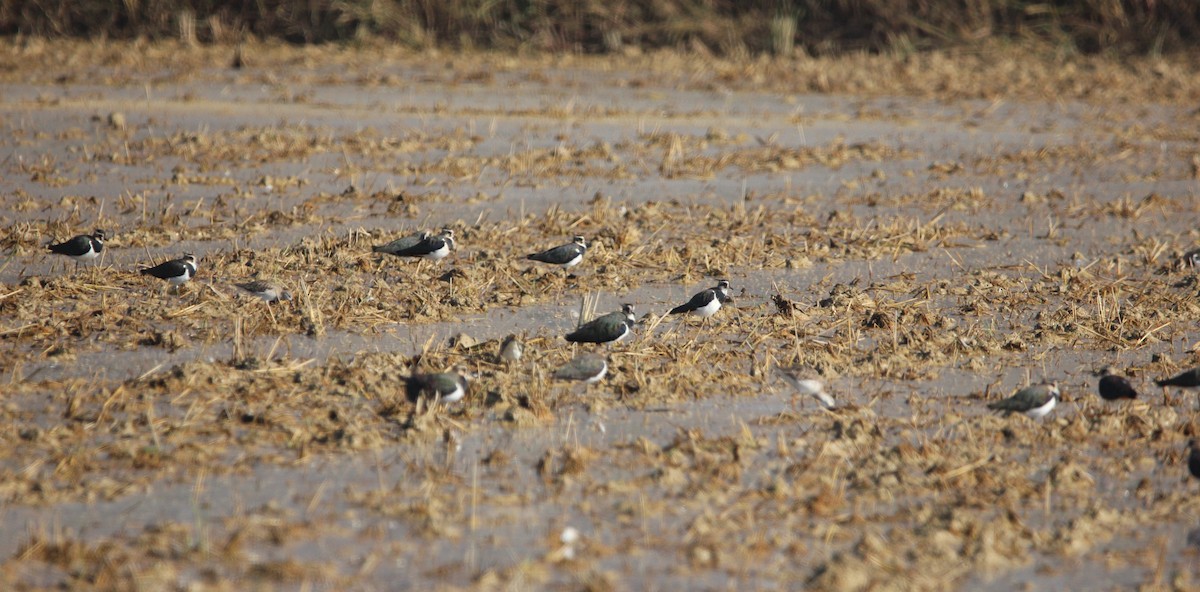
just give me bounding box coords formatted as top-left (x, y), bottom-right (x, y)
top-left (2, 41), bottom-right (1200, 589)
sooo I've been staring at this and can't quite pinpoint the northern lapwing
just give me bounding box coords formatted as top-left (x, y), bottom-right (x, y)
top-left (140, 254), bottom-right (198, 287)
top-left (47, 229), bottom-right (106, 269)
top-left (669, 280), bottom-right (731, 318)
top-left (1189, 439), bottom-right (1200, 480)
top-left (1155, 367), bottom-right (1200, 391)
top-left (372, 230), bottom-right (431, 257)
top-left (235, 280), bottom-right (292, 303)
top-left (527, 236), bottom-right (587, 269)
top-left (778, 370), bottom-right (835, 409)
top-left (565, 304), bottom-right (636, 345)
top-left (499, 334), bottom-right (523, 364)
top-left (1096, 367), bottom-right (1138, 401)
top-left (553, 354), bottom-right (608, 384)
top-left (394, 228), bottom-right (455, 260)
top-left (987, 383), bottom-right (1059, 419)
top-left (406, 371), bottom-right (469, 404)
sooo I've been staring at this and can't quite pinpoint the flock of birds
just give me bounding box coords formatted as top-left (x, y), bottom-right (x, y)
top-left (42, 226), bottom-right (1200, 480)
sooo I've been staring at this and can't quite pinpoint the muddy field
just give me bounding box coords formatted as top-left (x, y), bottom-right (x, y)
top-left (2, 40), bottom-right (1200, 590)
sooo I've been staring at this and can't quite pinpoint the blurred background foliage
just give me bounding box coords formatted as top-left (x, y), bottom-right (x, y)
top-left (1, 0), bottom-right (1193, 55)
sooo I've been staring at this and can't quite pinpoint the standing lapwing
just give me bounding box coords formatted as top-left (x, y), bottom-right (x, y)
top-left (1155, 367), bottom-right (1200, 391)
top-left (392, 228), bottom-right (455, 260)
top-left (553, 354), bottom-right (608, 384)
top-left (778, 370), bottom-right (835, 409)
top-left (372, 230), bottom-right (431, 257)
top-left (235, 280), bottom-right (292, 303)
top-left (498, 334), bottom-right (523, 365)
top-left (527, 236), bottom-right (588, 270)
top-left (987, 383), bottom-right (1060, 419)
top-left (1095, 366), bottom-right (1138, 401)
top-left (140, 254), bottom-right (198, 288)
top-left (406, 371), bottom-right (469, 404)
top-left (565, 304), bottom-right (636, 345)
top-left (669, 279), bottom-right (731, 318)
top-left (47, 229), bottom-right (106, 270)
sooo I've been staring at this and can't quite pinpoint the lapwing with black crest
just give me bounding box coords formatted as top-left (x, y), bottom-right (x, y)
top-left (1095, 366), bottom-right (1138, 401)
top-left (566, 303), bottom-right (636, 345)
top-left (235, 280), bottom-right (292, 303)
top-left (397, 228), bottom-right (455, 260)
top-left (987, 383), bottom-right (1059, 419)
top-left (527, 235), bottom-right (587, 270)
top-left (141, 254), bottom-right (198, 290)
top-left (406, 371), bottom-right (469, 404)
top-left (47, 229), bottom-right (106, 270)
top-left (554, 354), bottom-right (608, 384)
top-left (669, 279), bottom-right (731, 319)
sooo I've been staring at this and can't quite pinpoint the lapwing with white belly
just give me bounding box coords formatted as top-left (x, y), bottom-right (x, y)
top-left (235, 280), bottom-right (292, 303)
top-left (527, 235), bottom-right (587, 270)
top-left (141, 254), bottom-right (198, 289)
top-left (566, 304), bottom-right (636, 345)
top-left (554, 354), bottom-right (608, 384)
top-left (778, 370), bottom-right (836, 409)
top-left (406, 371), bottom-right (469, 404)
top-left (987, 383), bottom-right (1059, 419)
top-left (669, 279), bottom-right (730, 319)
top-left (47, 229), bottom-right (106, 270)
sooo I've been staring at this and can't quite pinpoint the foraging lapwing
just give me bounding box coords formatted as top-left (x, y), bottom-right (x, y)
top-left (1155, 367), bottom-right (1200, 391)
top-left (565, 304), bottom-right (636, 345)
top-left (235, 280), bottom-right (292, 303)
top-left (778, 370), bottom-right (835, 409)
top-left (1189, 439), bottom-right (1200, 480)
top-left (405, 371), bottom-right (469, 404)
top-left (669, 280), bottom-right (731, 318)
top-left (527, 236), bottom-right (588, 269)
top-left (372, 230), bottom-right (431, 256)
top-left (553, 354), bottom-right (608, 384)
top-left (140, 254), bottom-right (198, 287)
top-left (1096, 367), bottom-right (1138, 401)
top-left (499, 334), bottom-right (523, 364)
top-left (391, 228), bottom-right (455, 260)
top-left (47, 229), bottom-right (106, 268)
top-left (987, 383), bottom-right (1059, 419)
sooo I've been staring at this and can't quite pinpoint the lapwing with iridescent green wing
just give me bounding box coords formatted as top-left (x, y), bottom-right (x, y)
top-left (1096, 366), bottom-right (1138, 401)
top-left (236, 280), bottom-right (292, 303)
top-left (987, 383), bottom-right (1059, 419)
top-left (565, 304), bottom-right (636, 345)
top-left (372, 230), bottom-right (431, 257)
top-left (1155, 367), bottom-right (1200, 391)
top-left (47, 229), bottom-right (106, 269)
top-left (406, 371), bottom-right (469, 404)
top-left (669, 279), bottom-right (731, 318)
top-left (554, 354), bottom-right (608, 384)
top-left (141, 254), bottom-right (198, 287)
top-left (407, 228), bottom-right (455, 260)
top-left (527, 235), bottom-right (587, 269)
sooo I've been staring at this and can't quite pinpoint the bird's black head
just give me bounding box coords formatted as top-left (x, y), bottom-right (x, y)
top-left (717, 279), bottom-right (730, 290)
top-left (572, 235), bottom-right (587, 247)
top-left (621, 303), bottom-right (635, 318)
top-left (93, 229), bottom-right (107, 240)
